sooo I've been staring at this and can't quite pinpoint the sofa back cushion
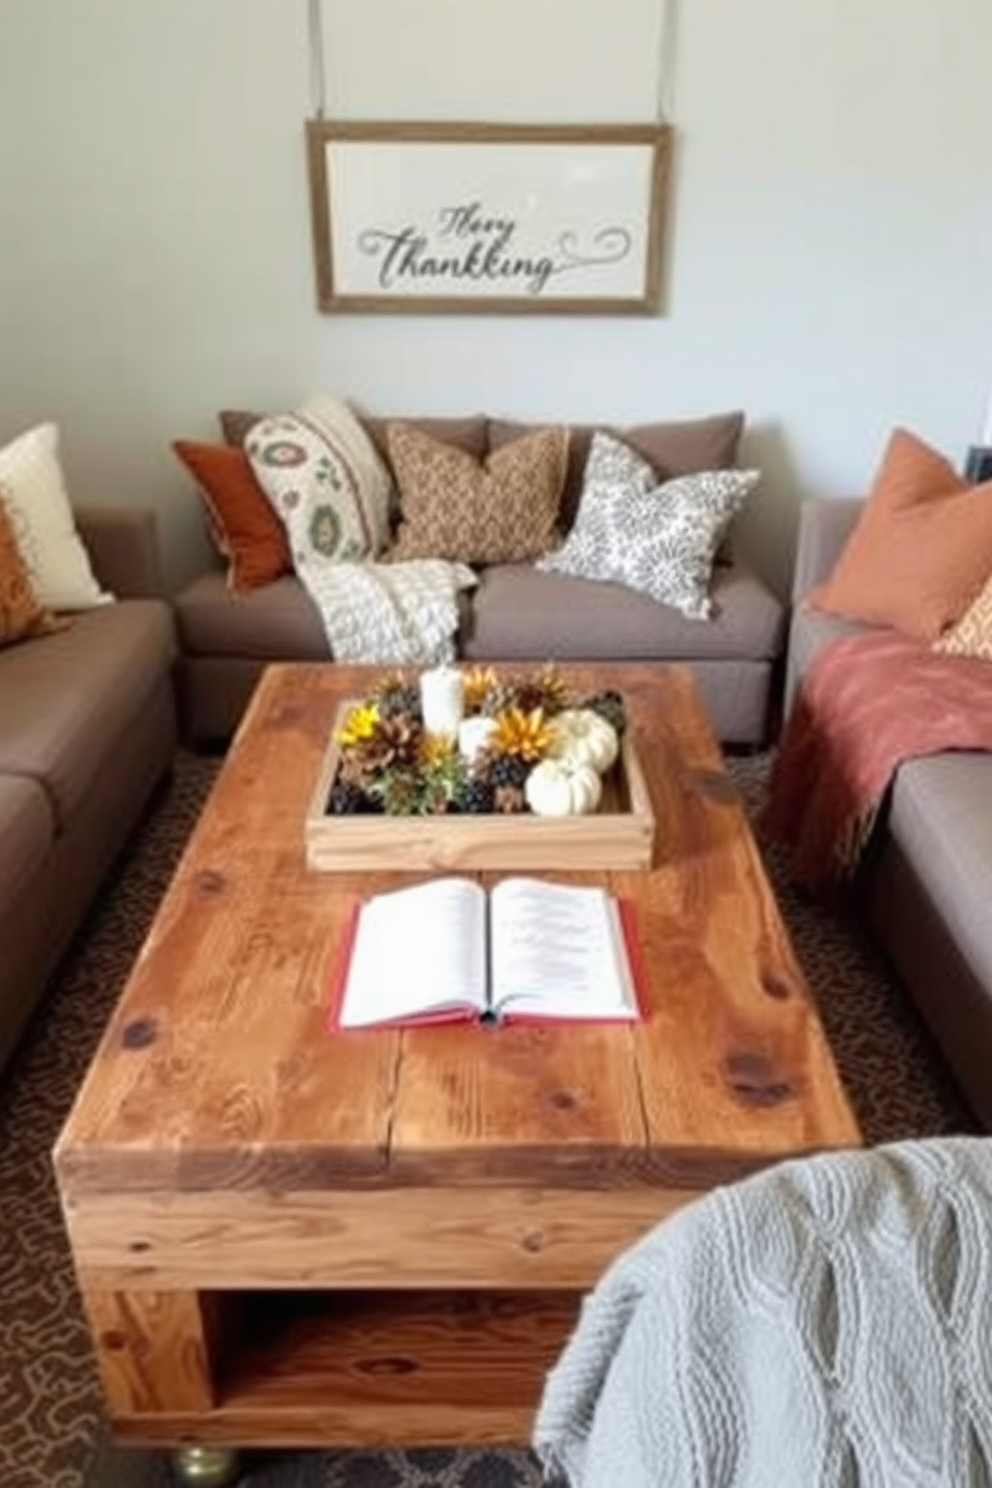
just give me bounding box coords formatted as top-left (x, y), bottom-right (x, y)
top-left (488, 410), bottom-right (745, 533)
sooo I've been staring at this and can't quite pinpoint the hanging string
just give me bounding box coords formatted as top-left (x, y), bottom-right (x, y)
top-left (308, 0), bottom-right (327, 119)
top-left (656, 0), bottom-right (678, 123)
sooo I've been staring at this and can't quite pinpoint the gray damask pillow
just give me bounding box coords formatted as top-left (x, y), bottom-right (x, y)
top-left (537, 431), bottom-right (760, 620)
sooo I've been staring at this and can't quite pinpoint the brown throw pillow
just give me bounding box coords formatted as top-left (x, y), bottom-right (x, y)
top-left (172, 440), bottom-right (291, 592)
top-left (806, 428), bottom-right (992, 641)
top-left (386, 423), bottom-right (569, 565)
top-left (0, 488), bottom-right (66, 646)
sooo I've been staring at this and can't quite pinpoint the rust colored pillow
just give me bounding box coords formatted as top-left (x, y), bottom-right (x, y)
top-left (0, 487), bottom-right (66, 646)
top-left (386, 422), bottom-right (569, 565)
top-left (173, 440), bottom-right (291, 592)
top-left (806, 428), bottom-right (992, 641)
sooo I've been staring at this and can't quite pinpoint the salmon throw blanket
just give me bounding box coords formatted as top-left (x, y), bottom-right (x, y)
top-left (766, 631), bottom-right (992, 893)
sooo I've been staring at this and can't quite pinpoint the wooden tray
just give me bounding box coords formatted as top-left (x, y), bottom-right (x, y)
top-left (305, 702), bottom-right (655, 872)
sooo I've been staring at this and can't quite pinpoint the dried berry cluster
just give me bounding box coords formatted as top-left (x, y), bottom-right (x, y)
top-left (326, 667), bottom-right (625, 818)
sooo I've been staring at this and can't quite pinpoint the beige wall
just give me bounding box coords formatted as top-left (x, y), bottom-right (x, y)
top-left (1, 0), bottom-right (991, 592)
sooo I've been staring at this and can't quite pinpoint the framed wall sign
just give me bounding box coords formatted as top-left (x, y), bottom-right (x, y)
top-left (306, 120), bottom-right (672, 316)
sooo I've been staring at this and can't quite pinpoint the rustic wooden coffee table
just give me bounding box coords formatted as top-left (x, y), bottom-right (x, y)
top-left (55, 663), bottom-right (860, 1462)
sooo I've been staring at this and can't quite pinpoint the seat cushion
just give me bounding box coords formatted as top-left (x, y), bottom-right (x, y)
top-left (0, 600), bottom-right (175, 828)
top-left (462, 562), bottom-right (784, 663)
top-left (0, 774), bottom-right (54, 903)
top-left (887, 753), bottom-right (992, 995)
top-left (176, 573), bottom-right (328, 660)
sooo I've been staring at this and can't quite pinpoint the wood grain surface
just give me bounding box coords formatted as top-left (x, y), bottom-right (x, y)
top-left (56, 663), bottom-right (859, 1199)
top-left (55, 662), bottom-right (861, 1447)
top-left (112, 1289), bottom-right (580, 1446)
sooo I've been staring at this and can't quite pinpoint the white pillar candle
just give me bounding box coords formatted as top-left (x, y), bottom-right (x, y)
top-left (458, 715), bottom-right (496, 763)
top-left (419, 665), bottom-right (465, 737)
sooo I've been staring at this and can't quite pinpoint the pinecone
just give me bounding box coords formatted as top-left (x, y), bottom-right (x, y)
top-left (485, 752), bottom-right (531, 791)
top-left (480, 681), bottom-right (521, 718)
top-left (375, 682), bottom-right (422, 720)
top-left (494, 783), bottom-right (527, 814)
top-left (582, 689), bottom-right (627, 736)
top-left (514, 664), bottom-right (570, 716)
top-left (363, 713), bottom-right (421, 773)
top-left (455, 777), bottom-right (496, 815)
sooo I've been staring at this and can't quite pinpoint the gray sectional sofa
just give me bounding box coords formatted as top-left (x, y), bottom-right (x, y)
top-left (787, 497), bottom-right (992, 1129)
top-left (0, 508), bottom-right (177, 1073)
top-left (176, 410), bottom-right (786, 745)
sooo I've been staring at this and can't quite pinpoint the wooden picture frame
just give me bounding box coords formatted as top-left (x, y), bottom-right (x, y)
top-left (306, 120), bottom-right (672, 316)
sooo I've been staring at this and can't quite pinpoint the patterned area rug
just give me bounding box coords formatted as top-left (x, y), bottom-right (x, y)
top-left (0, 752), bottom-right (977, 1488)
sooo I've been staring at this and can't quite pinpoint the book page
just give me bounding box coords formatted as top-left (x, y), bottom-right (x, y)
top-left (338, 877), bottom-right (488, 1027)
top-left (489, 878), bottom-right (638, 1021)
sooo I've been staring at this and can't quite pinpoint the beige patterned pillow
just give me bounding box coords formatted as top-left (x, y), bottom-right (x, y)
top-left (386, 422), bottom-right (568, 565)
top-left (934, 573), bottom-right (992, 660)
top-left (0, 485), bottom-right (67, 647)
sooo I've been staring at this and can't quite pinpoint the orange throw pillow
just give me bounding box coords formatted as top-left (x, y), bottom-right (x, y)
top-left (806, 428), bottom-right (992, 641)
top-left (172, 440), bottom-right (291, 592)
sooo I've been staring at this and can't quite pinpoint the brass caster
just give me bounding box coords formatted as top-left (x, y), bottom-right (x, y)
top-left (172, 1446), bottom-right (243, 1487)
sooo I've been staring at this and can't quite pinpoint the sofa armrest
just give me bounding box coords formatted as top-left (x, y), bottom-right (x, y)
top-left (75, 505), bottom-right (164, 599)
top-left (792, 497), bottom-right (861, 601)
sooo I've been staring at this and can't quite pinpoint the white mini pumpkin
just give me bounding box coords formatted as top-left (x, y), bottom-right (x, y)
top-left (549, 708), bottom-right (619, 775)
top-left (525, 758), bottom-right (602, 816)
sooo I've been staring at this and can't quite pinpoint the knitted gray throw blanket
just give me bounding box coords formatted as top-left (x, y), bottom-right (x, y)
top-left (534, 1139), bottom-right (992, 1488)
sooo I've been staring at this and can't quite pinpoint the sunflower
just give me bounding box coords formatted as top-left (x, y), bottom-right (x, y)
top-left (336, 702), bottom-right (379, 748)
top-left (490, 706), bottom-right (552, 762)
top-left (462, 665), bottom-right (499, 714)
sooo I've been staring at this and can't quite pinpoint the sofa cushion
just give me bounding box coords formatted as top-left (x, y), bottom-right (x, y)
top-left (887, 754), bottom-right (992, 996)
top-left (172, 440), bottom-right (292, 592)
top-left (176, 573), bottom-right (328, 660)
top-left (0, 600), bottom-right (175, 829)
top-left (0, 774), bottom-right (54, 903)
top-left (0, 494), bottom-right (65, 646)
top-left (489, 411), bottom-right (745, 533)
top-left (538, 432), bottom-right (759, 621)
top-left (246, 396), bottom-right (393, 562)
top-left (0, 423), bottom-right (111, 611)
top-left (386, 422), bottom-right (569, 565)
top-left (806, 428), bottom-right (992, 642)
top-left (462, 562), bottom-right (784, 663)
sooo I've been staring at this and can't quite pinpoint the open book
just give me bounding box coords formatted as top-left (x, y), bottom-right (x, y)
top-left (328, 876), bottom-right (643, 1030)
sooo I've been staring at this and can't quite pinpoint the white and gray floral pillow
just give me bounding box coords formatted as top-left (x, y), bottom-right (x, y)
top-left (538, 431), bottom-right (760, 620)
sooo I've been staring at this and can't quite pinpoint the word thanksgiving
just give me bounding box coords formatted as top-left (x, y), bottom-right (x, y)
top-left (357, 200), bottom-right (633, 296)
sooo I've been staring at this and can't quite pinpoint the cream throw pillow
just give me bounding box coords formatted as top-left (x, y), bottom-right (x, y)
top-left (246, 394), bottom-right (393, 563)
top-left (933, 574), bottom-right (992, 660)
top-left (538, 431), bottom-right (759, 620)
top-left (0, 424), bottom-right (110, 609)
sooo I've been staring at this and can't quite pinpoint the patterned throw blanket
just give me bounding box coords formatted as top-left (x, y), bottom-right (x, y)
top-left (534, 1138), bottom-right (992, 1488)
top-left (765, 630), bottom-right (992, 892)
top-left (297, 557), bottom-right (477, 666)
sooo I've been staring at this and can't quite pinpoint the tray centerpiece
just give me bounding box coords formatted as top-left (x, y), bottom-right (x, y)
top-left (305, 664), bottom-right (655, 872)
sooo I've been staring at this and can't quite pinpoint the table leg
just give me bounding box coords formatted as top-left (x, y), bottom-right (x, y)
top-left (172, 1446), bottom-right (243, 1486)
top-left (80, 1287), bottom-right (217, 1414)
